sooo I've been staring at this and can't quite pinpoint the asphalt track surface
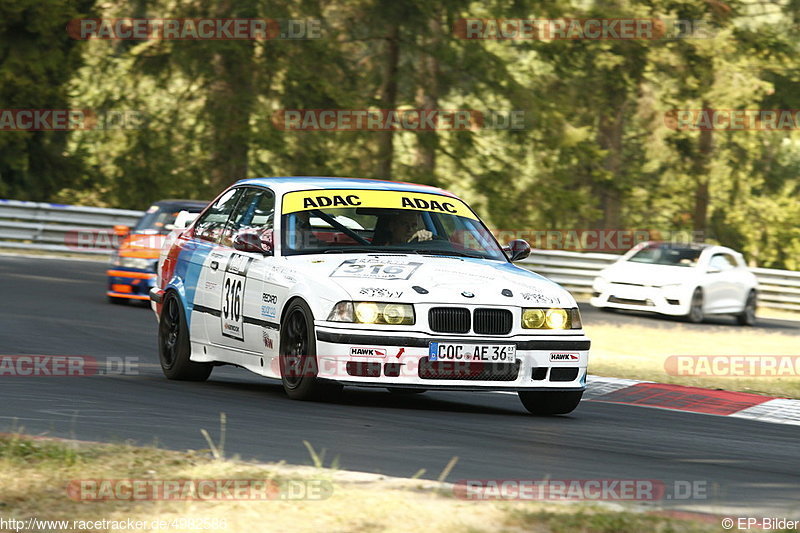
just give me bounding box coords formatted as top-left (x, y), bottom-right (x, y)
top-left (1, 254), bottom-right (799, 516)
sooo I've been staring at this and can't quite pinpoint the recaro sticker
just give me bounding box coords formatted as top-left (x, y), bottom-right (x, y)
top-left (281, 189), bottom-right (477, 220)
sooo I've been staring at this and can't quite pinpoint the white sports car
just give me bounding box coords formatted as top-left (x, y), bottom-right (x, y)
top-left (590, 241), bottom-right (758, 325)
top-left (151, 177), bottom-right (590, 415)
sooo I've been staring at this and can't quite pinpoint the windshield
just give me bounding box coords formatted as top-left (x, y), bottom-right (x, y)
top-left (133, 203), bottom-right (204, 235)
top-left (627, 243), bottom-right (703, 267)
top-left (280, 189), bottom-right (506, 260)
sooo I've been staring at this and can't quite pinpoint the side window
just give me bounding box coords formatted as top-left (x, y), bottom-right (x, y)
top-left (722, 254), bottom-right (738, 268)
top-left (193, 188), bottom-right (243, 243)
top-left (220, 188), bottom-right (276, 247)
top-left (709, 254), bottom-right (735, 271)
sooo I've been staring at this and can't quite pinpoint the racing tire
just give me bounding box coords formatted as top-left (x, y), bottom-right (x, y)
top-left (387, 388), bottom-right (427, 395)
top-left (279, 299), bottom-right (342, 401)
top-left (518, 390), bottom-right (583, 415)
top-left (158, 293), bottom-right (212, 381)
top-left (736, 290), bottom-right (757, 326)
top-left (685, 288), bottom-right (704, 324)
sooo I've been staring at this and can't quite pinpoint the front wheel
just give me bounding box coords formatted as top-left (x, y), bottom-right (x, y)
top-left (158, 293), bottom-right (212, 381)
top-left (685, 288), bottom-right (704, 323)
top-left (518, 390), bottom-right (583, 415)
top-left (736, 290), bottom-right (757, 326)
top-left (279, 299), bottom-right (341, 401)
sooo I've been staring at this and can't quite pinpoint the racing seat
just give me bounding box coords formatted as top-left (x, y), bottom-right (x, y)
top-left (371, 216), bottom-right (393, 246)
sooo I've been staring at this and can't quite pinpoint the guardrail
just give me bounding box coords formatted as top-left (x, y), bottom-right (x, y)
top-left (0, 199), bottom-right (798, 312)
top-left (519, 250), bottom-right (800, 312)
top-left (0, 199), bottom-right (143, 255)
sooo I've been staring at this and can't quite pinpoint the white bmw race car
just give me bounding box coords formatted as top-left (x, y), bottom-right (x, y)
top-left (150, 177), bottom-right (590, 415)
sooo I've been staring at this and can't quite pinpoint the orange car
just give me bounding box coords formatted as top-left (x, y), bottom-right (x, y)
top-left (107, 200), bottom-right (207, 303)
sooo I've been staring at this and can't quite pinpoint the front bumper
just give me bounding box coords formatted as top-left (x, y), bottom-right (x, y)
top-left (107, 268), bottom-right (157, 301)
top-left (314, 326), bottom-right (589, 391)
top-left (591, 283), bottom-right (690, 316)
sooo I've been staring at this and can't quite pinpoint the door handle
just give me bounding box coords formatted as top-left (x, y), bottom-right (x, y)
top-left (210, 260), bottom-right (219, 271)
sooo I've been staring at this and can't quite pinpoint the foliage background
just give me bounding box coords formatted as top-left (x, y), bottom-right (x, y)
top-left (2, 0), bottom-right (799, 268)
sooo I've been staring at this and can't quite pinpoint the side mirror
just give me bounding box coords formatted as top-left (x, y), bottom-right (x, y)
top-left (233, 229), bottom-right (273, 255)
top-left (113, 224), bottom-right (130, 238)
top-left (173, 210), bottom-right (199, 230)
top-left (504, 239), bottom-right (531, 262)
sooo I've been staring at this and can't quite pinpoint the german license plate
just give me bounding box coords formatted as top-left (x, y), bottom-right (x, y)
top-left (428, 342), bottom-right (516, 363)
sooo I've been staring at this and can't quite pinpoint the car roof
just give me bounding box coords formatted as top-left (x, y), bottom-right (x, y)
top-left (233, 176), bottom-right (456, 197)
top-left (643, 241), bottom-right (710, 250)
top-left (637, 241), bottom-right (739, 255)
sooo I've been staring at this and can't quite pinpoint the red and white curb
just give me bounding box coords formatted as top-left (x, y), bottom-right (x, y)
top-left (585, 375), bottom-right (800, 426)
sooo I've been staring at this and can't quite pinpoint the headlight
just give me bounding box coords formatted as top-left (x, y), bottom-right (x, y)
top-left (112, 255), bottom-right (153, 270)
top-left (546, 308), bottom-right (568, 329)
top-left (522, 308), bottom-right (582, 329)
top-left (521, 308), bottom-right (546, 329)
top-left (355, 302), bottom-right (379, 323)
top-left (327, 302), bottom-right (415, 325)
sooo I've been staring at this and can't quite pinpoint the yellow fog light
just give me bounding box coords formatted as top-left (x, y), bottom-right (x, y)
top-left (545, 308), bottom-right (569, 329)
top-left (354, 302), bottom-right (379, 324)
top-left (382, 304), bottom-right (408, 325)
top-left (522, 308), bottom-right (546, 329)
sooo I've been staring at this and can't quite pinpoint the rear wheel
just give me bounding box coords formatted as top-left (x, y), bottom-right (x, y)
top-left (279, 299), bottom-right (341, 401)
top-left (518, 390), bottom-right (583, 415)
top-left (736, 290), bottom-right (757, 326)
top-left (158, 293), bottom-right (212, 381)
top-left (686, 288), bottom-right (704, 323)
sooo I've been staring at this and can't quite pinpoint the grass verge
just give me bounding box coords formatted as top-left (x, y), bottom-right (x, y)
top-left (585, 316), bottom-right (800, 399)
top-left (0, 434), bottom-right (729, 533)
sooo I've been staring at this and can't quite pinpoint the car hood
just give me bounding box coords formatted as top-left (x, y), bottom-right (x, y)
top-left (600, 260), bottom-right (698, 285)
top-left (285, 253), bottom-right (575, 307)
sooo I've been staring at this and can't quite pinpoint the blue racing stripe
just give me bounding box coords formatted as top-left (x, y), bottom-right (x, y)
top-left (174, 240), bottom-right (212, 327)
